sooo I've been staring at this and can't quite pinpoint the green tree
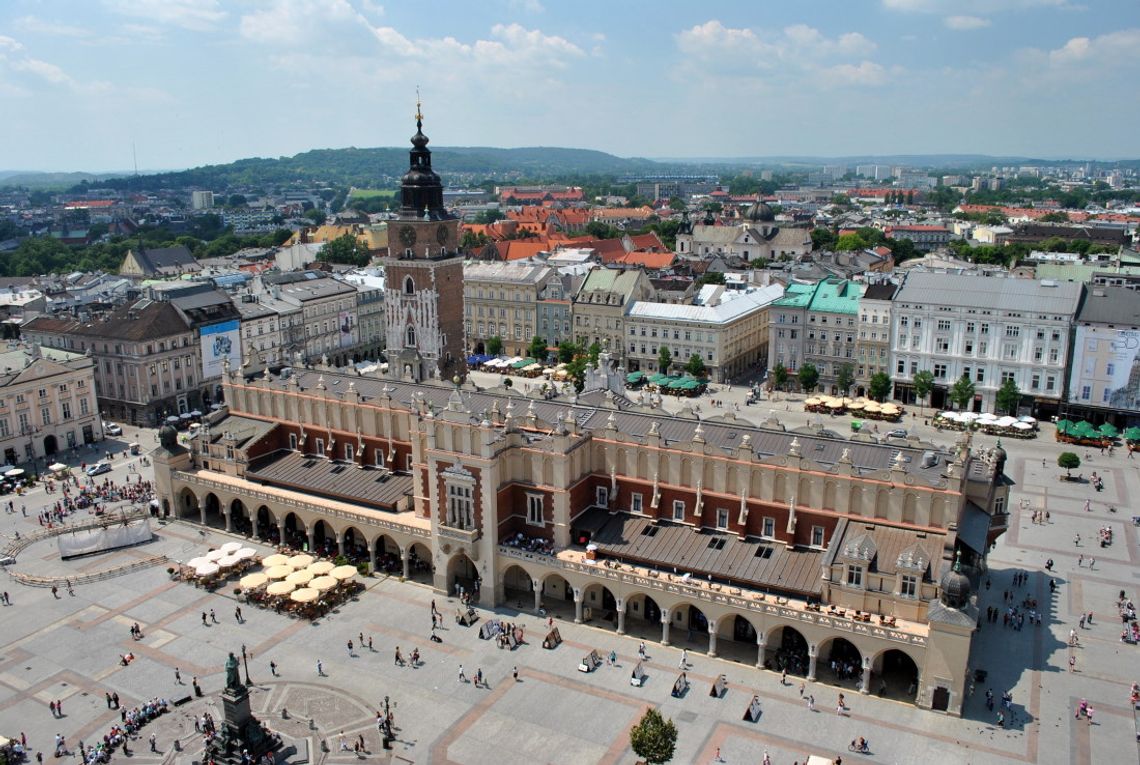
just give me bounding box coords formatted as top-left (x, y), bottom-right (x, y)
top-left (912, 370), bottom-right (934, 414)
top-left (319, 232), bottom-right (371, 266)
top-left (474, 209), bottom-right (505, 224)
top-left (797, 362), bottom-right (819, 393)
top-left (486, 336), bottom-right (503, 356)
top-left (304, 208), bottom-right (327, 225)
top-left (460, 230), bottom-right (489, 250)
top-left (696, 271), bottom-right (726, 286)
top-left (668, 197), bottom-right (686, 211)
top-left (566, 356), bottom-right (588, 392)
top-left (836, 363), bottom-right (855, 396)
top-left (657, 346), bottom-right (673, 373)
top-left (810, 227), bottom-right (837, 250)
top-left (227, 194), bottom-right (247, 208)
top-left (869, 372), bottom-right (892, 402)
top-left (996, 378), bottom-right (1021, 415)
top-left (949, 373), bottom-right (976, 411)
top-left (527, 335), bottom-right (547, 361)
top-left (772, 363), bottom-right (789, 392)
top-left (1057, 452), bottom-right (1080, 477)
top-left (685, 354), bottom-right (707, 378)
top-left (836, 232), bottom-right (868, 251)
top-left (629, 708), bottom-right (677, 765)
top-left (557, 341), bottom-right (579, 364)
top-left (587, 341), bottom-right (602, 365)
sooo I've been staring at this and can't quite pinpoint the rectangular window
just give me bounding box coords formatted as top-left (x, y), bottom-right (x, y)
top-left (289, 433), bottom-right (298, 450)
top-left (811, 525), bottom-right (825, 547)
top-left (900, 575), bottom-right (917, 598)
top-left (344, 444), bottom-right (354, 462)
top-left (526, 494), bottom-right (544, 526)
top-left (1005, 326), bottom-right (1020, 337)
top-left (446, 484), bottom-right (474, 530)
top-left (596, 486), bottom-right (609, 508)
top-left (846, 565), bottom-right (863, 588)
top-left (61, 402), bottom-right (72, 419)
top-left (0, 419), bottom-right (8, 437)
top-left (631, 493), bottom-right (644, 514)
top-left (40, 407), bottom-right (51, 425)
top-left (976, 368), bottom-right (985, 383)
top-left (716, 508), bottom-right (729, 530)
top-left (672, 500), bottom-right (685, 521)
top-left (314, 437), bottom-right (324, 455)
top-left (762, 516), bottom-right (775, 538)
top-left (937, 320), bottom-right (951, 331)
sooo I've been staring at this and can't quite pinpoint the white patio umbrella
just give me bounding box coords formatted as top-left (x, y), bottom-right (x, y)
top-left (285, 570), bottom-right (314, 586)
top-left (217, 554), bottom-right (242, 568)
top-left (195, 562), bottom-right (220, 577)
top-left (220, 542), bottom-right (242, 554)
top-left (205, 549), bottom-right (227, 562)
top-left (288, 554), bottom-right (314, 570)
top-left (240, 573), bottom-right (268, 590)
top-left (330, 565), bottom-right (358, 581)
top-left (264, 564), bottom-right (293, 580)
top-left (309, 575), bottom-right (337, 592)
top-left (266, 581), bottom-right (296, 597)
top-left (235, 548), bottom-right (258, 560)
top-left (262, 554), bottom-right (290, 567)
top-left (307, 561), bottom-right (335, 576)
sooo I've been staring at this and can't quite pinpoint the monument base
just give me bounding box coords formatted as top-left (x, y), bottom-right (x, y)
top-left (206, 686), bottom-right (279, 764)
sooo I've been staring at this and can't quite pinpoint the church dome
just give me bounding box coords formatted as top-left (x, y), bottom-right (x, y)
top-left (939, 555), bottom-right (971, 609)
top-left (744, 201), bottom-right (775, 223)
top-left (159, 424), bottom-right (178, 450)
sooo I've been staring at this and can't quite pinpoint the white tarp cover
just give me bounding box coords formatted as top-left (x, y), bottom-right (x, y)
top-left (57, 518), bottom-right (153, 560)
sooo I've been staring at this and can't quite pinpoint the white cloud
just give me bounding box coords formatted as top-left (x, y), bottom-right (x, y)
top-left (1047, 28), bottom-right (1140, 65)
top-left (240, 0), bottom-right (369, 45)
top-left (822, 61), bottom-right (887, 86)
top-left (14, 17), bottom-right (94, 39)
top-left (11, 57), bottom-right (73, 85)
top-left (677, 20), bottom-right (876, 63)
top-left (103, 0), bottom-right (227, 32)
top-left (944, 15), bottom-right (990, 30)
top-left (884, 0), bottom-right (1073, 11)
top-left (0, 35), bottom-right (25, 53)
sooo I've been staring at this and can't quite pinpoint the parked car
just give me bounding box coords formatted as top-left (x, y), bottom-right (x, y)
top-left (86, 462), bottom-right (112, 477)
top-left (103, 422), bottom-right (123, 436)
top-left (885, 429), bottom-right (908, 439)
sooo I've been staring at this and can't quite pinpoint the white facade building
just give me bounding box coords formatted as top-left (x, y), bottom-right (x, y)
top-left (891, 273), bottom-right (1082, 415)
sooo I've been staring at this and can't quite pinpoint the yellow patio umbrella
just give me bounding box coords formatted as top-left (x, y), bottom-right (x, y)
top-left (828, 399), bottom-right (844, 409)
top-left (290, 588), bottom-right (320, 603)
top-left (239, 573), bottom-right (268, 590)
top-left (262, 554), bottom-right (290, 567)
top-left (330, 565), bottom-right (358, 581)
top-left (804, 397), bottom-right (821, 406)
top-left (309, 575), bottom-right (337, 592)
top-left (863, 402), bottom-right (882, 412)
top-left (264, 564), bottom-right (293, 580)
top-left (307, 561), bottom-right (335, 576)
top-left (847, 401), bottom-right (865, 410)
top-left (288, 554), bottom-right (314, 569)
top-left (881, 403), bottom-right (900, 412)
top-left (266, 581), bottom-right (296, 596)
top-left (285, 569), bottom-right (314, 586)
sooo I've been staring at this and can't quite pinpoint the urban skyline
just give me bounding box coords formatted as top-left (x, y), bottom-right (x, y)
top-left (1, 0), bottom-right (1138, 172)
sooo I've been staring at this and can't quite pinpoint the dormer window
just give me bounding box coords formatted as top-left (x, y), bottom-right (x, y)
top-left (846, 564), bottom-right (863, 588)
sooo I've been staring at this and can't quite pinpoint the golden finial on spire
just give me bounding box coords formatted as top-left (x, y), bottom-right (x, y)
top-left (415, 86), bottom-right (423, 125)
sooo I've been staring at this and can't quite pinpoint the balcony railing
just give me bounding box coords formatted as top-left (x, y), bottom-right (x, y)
top-left (498, 544), bottom-right (927, 648)
top-left (438, 525), bottom-right (481, 544)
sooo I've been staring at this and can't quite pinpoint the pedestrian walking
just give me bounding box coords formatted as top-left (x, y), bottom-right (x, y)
top-left (269, 661), bottom-right (277, 676)
top-left (807, 694), bottom-right (815, 711)
top-left (316, 659), bottom-right (324, 676)
top-left (149, 734), bottom-right (156, 752)
top-left (175, 667), bottom-right (182, 684)
top-left (679, 649), bottom-right (687, 669)
top-left (781, 669), bottom-right (787, 686)
top-left (1089, 558), bottom-right (1095, 569)
top-left (347, 640), bottom-right (354, 657)
top-left (1078, 554), bottom-right (1083, 567)
top-left (202, 612), bottom-right (208, 626)
top-left (51, 586), bottom-right (59, 599)
top-left (210, 609), bottom-right (218, 623)
top-left (368, 636), bottom-right (373, 651)
top-left (512, 665), bottom-right (519, 682)
top-left (475, 668), bottom-right (484, 688)
top-left (1068, 655), bottom-right (1076, 672)
top-left (49, 700), bottom-right (56, 717)
top-left (458, 664), bottom-right (467, 683)
top-left (112, 693), bottom-right (119, 708)
top-left (799, 681), bottom-right (805, 698)
top-left (235, 606), bottom-right (243, 623)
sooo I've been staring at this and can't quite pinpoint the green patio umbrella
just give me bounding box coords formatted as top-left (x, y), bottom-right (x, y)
top-left (1097, 422), bottom-right (1119, 438)
top-left (626, 371), bottom-right (645, 384)
top-left (1054, 419), bottom-right (1074, 433)
top-left (1072, 421), bottom-right (1098, 439)
top-left (1123, 426), bottom-right (1140, 442)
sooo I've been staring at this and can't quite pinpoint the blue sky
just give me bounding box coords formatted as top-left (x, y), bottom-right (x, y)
top-left (1, 0), bottom-right (1136, 171)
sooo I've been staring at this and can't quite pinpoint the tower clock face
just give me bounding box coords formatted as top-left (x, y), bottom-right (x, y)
top-left (436, 224), bottom-right (449, 245)
top-left (399, 225), bottom-right (417, 248)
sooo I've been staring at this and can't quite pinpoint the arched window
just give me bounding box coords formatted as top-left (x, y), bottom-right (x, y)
top-left (405, 325), bottom-right (416, 347)
top-left (404, 276), bottom-right (415, 294)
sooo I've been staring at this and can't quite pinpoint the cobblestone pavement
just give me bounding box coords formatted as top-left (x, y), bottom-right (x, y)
top-left (1, 405), bottom-right (1137, 764)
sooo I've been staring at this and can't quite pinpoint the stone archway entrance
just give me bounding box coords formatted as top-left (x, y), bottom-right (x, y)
top-left (407, 542), bottom-right (432, 584)
top-left (374, 534), bottom-right (402, 575)
top-left (312, 519), bottom-right (335, 557)
top-left (256, 506), bottom-right (276, 543)
top-left (446, 552), bottom-right (480, 601)
top-left (538, 573), bottom-right (574, 620)
top-left (623, 593), bottom-right (662, 641)
top-left (819, 637), bottom-right (864, 690)
top-left (674, 602), bottom-right (710, 651)
top-left (765, 625), bottom-right (809, 676)
top-left (179, 488), bottom-right (199, 520)
top-left (581, 583), bottom-right (618, 630)
top-left (202, 493), bottom-right (223, 528)
top-left (501, 565), bottom-right (535, 610)
top-left (874, 649), bottom-right (920, 702)
top-left (282, 512), bottom-right (306, 550)
top-left (341, 526), bottom-right (368, 564)
top-left (43, 435), bottom-right (58, 456)
top-left (229, 499), bottom-right (250, 535)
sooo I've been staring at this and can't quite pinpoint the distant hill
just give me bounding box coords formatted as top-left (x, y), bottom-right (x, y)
top-left (86, 146), bottom-right (672, 191)
top-left (0, 170), bottom-right (131, 188)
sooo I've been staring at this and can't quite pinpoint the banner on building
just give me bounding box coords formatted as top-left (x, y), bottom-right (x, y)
top-left (201, 320), bottom-right (242, 380)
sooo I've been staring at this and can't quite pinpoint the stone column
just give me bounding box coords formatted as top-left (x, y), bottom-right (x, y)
top-left (861, 657), bottom-right (872, 695)
top-left (337, 534), bottom-right (345, 556)
top-left (616, 599), bottom-right (626, 635)
top-left (199, 502), bottom-right (207, 525)
top-left (756, 633), bottom-right (766, 668)
top-left (707, 621), bottom-right (718, 657)
top-left (573, 588), bottom-right (584, 624)
top-left (306, 526), bottom-right (315, 553)
top-left (250, 515), bottom-right (259, 539)
top-left (401, 548), bottom-right (410, 580)
top-left (661, 610), bottom-right (672, 646)
top-left (807, 643), bottom-right (818, 681)
top-left (224, 510), bottom-right (232, 533)
top-left (368, 544), bottom-right (377, 575)
top-left (533, 580), bottom-right (542, 613)
top-left (277, 520), bottom-right (286, 546)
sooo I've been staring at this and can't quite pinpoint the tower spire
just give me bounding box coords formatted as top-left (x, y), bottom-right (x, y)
top-left (415, 86), bottom-right (423, 130)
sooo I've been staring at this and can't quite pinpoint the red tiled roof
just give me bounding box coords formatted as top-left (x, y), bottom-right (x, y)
top-left (614, 250), bottom-right (676, 269)
top-left (496, 240), bottom-right (550, 261)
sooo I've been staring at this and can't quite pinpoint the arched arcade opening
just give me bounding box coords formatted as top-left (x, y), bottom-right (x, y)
top-left (446, 552), bottom-right (480, 602)
top-left (229, 499), bottom-right (250, 535)
top-left (406, 542), bottom-right (432, 584)
top-left (581, 583), bottom-right (618, 630)
top-left (765, 625), bottom-right (809, 676)
top-left (873, 648), bottom-right (920, 702)
top-left (819, 637), bottom-right (864, 690)
top-left (374, 534), bottom-right (402, 575)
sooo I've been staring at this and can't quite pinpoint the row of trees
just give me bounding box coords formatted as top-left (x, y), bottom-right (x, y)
top-left (770, 363), bottom-right (1024, 414)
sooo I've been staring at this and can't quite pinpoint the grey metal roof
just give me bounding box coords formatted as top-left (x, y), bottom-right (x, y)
top-left (577, 508), bottom-right (823, 596)
top-left (1075, 285), bottom-right (1140, 326)
top-left (829, 517), bottom-right (939, 578)
top-left (247, 450), bottom-right (413, 510)
top-left (896, 272), bottom-right (1082, 313)
top-left (273, 370), bottom-right (951, 481)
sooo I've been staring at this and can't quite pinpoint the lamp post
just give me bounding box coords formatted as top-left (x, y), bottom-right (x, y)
top-left (241, 643), bottom-right (252, 685)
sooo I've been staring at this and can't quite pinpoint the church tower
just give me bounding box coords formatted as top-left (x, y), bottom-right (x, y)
top-left (383, 99), bottom-right (466, 382)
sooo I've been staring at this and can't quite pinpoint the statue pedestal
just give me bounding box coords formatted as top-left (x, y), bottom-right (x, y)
top-left (210, 685), bottom-right (277, 764)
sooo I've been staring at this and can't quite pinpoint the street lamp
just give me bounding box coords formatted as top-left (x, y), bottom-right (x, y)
top-left (241, 643), bottom-right (252, 685)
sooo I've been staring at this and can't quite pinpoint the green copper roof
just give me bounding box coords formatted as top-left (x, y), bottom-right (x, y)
top-left (809, 278), bottom-right (863, 314)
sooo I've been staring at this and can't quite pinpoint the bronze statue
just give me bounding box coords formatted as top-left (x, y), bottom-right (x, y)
top-left (225, 651), bottom-right (243, 691)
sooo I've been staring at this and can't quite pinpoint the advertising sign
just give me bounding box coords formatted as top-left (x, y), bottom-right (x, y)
top-left (1071, 326), bottom-right (1140, 413)
top-left (338, 310), bottom-right (356, 349)
top-left (201, 319), bottom-right (242, 379)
